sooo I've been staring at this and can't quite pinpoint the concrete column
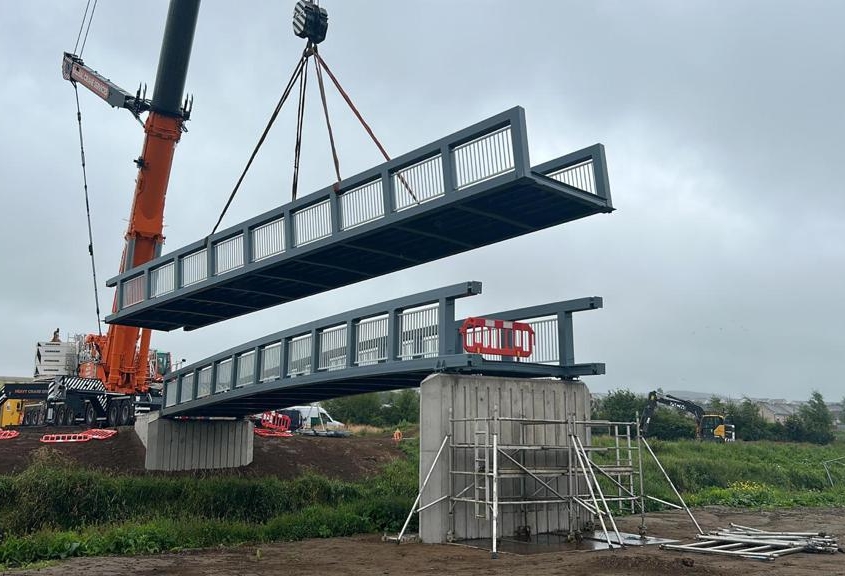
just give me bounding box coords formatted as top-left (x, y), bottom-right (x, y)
top-left (140, 412), bottom-right (254, 471)
top-left (419, 373), bottom-right (591, 544)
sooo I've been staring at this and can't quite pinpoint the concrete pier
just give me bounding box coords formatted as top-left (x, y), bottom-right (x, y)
top-left (136, 412), bottom-right (254, 471)
top-left (419, 373), bottom-right (592, 544)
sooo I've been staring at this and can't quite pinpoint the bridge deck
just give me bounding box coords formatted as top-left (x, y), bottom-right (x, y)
top-left (106, 107), bottom-right (612, 331)
top-left (160, 282), bottom-right (604, 418)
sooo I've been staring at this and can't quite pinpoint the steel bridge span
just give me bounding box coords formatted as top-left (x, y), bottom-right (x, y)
top-left (106, 107), bottom-right (612, 332)
top-left (160, 282), bottom-right (603, 418)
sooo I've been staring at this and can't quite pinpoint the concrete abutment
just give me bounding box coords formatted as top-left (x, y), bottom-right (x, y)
top-left (134, 412), bottom-right (253, 471)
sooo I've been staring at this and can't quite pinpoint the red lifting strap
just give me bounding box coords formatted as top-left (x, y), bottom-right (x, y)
top-left (40, 433), bottom-right (92, 444)
top-left (460, 317), bottom-right (535, 358)
top-left (0, 430), bottom-right (20, 440)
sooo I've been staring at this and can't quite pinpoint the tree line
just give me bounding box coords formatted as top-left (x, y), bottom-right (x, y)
top-left (593, 389), bottom-right (838, 445)
top-left (322, 389), bottom-right (420, 428)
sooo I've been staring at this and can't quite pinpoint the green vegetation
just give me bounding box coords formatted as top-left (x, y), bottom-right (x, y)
top-left (593, 435), bottom-right (845, 509)
top-left (0, 443), bottom-right (419, 568)
top-left (323, 389), bottom-right (419, 427)
top-left (2, 429), bottom-right (844, 568)
top-left (594, 388), bottom-right (838, 444)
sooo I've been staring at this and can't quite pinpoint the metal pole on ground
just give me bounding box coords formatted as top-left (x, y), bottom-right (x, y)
top-left (398, 434), bottom-right (450, 542)
top-left (641, 436), bottom-right (702, 535)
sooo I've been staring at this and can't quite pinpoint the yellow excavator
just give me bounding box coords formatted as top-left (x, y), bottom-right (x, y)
top-left (640, 391), bottom-right (735, 442)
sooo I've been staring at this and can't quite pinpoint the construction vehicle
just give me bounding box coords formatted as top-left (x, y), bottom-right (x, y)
top-left (33, 0), bottom-right (201, 427)
top-left (640, 390), bottom-right (735, 442)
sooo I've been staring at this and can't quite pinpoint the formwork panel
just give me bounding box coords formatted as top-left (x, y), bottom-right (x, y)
top-left (419, 374), bottom-right (592, 544)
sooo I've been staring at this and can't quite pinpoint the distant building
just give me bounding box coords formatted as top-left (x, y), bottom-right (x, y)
top-left (756, 400), bottom-right (800, 424)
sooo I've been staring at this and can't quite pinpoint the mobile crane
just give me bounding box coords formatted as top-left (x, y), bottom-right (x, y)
top-left (35, 0), bottom-right (201, 427)
top-left (640, 390), bottom-right (735, 442)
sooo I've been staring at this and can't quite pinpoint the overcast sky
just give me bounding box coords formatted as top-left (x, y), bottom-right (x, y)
top-left (1, 1), bottom-right (842, 402)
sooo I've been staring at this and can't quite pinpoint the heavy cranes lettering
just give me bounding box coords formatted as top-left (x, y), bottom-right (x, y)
top-left (640, 391), bottom-right (735, 442)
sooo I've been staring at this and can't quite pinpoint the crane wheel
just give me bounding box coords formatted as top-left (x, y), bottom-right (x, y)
top-left (107, 402), bottom-right (119, 428)
top-left (85, 403), bottom-right (97, 427)
top-left (118, 401), bottom-right (131, 427)
top-left (65, 407), bottom-right (75, 426)
top-left (55, 406), bottom-right (66, 427)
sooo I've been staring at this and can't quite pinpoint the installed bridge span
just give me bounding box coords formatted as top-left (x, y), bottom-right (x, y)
top-left (160, 282), bottom-right (603, 418)
top-left (106, 107), bottom-right (612, 331)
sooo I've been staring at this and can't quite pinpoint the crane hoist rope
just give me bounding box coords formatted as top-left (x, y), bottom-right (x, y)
top-left (210, 0), bottom-right (419, 236)
top-left (73, 0), bottom-right (98, 57)
top-left (72, 84), bottom-right (104, 337)
top-left (70, 0), bottom-right (104, 336)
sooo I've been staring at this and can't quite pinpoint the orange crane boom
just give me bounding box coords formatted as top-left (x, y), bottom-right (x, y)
top-left (64, 0), bottom-right (200, 396)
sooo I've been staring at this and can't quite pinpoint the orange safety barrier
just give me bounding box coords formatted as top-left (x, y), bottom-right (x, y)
top-left (0, 430), bottom-right (20, 440)
top-left (393, 429), bottom-right (403, 444)
top-left (86, 429), bottom-right (118, 440)
top-left (40, 433), bottom-right (92, 444)
top-left (459, 317), bottom-right (535, 358)
top-left (254, 428), bottom-right (293, 438)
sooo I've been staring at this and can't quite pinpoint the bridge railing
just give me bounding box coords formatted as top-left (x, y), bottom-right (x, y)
top-left (111, 106), bottom-right (535, 313)
top-left (109, 108), bottom-right (612, 319)
top-left (162, 284), bottom-right (603, 410)
top-left (163, 282), bottom-right (481, 408)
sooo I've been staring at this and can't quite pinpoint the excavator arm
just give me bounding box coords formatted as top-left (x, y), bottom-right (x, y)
top-left (640, 390), bottom-right (705, 437)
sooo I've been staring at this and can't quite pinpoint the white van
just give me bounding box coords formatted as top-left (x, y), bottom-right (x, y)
top-left (285, 405), bottom-right (345, 433)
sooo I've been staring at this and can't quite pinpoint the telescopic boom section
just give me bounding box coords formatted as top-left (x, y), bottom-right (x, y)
top-left (86, 0), bottom-right (200, 394)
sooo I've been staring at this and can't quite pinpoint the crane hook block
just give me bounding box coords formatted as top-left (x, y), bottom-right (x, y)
top-left (293, 0), bottom-right (328, 44)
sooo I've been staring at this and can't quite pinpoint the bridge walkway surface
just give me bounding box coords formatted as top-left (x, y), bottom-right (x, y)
top-left (105, 107), bottom-right (612, 331)
top-left (160, 282), bottom-right (603, 418)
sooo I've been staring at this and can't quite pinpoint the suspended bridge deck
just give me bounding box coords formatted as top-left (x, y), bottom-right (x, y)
top-left (105, 107), bottom-right (613, 332)
top-left (160, 282), bottom-right (603, 418)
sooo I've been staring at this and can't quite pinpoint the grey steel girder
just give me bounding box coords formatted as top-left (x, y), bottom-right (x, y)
top-left (160, 281), bottom-right (604, 418)
top-left (105, 106), bottom-right (613, 331)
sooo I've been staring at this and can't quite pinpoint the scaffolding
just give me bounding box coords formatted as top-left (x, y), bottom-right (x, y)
top-left (401, 409), bottom-right (653, 556)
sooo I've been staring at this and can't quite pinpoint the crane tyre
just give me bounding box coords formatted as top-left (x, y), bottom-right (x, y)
top-left (65, 407), bottom-right (75, 426)
top-left (107, 401), bottom-right (119, 428)
top-left (55, 406), bottom-right (66, 427)
top-left (85, 403), bottom-right (97, 427)
top-left (38, 409), bottom-right (46, 426)
top-left (118, 401), bottom-right (131, 426)
top-left (23, 411), bottom-right (32, 426)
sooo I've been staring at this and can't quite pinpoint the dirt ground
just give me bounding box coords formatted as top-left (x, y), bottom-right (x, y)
top-left (2, 427), bottom-right (843, 575)
top-left (0, 425), bottom-right (401, 480)
top-left (3, 507), bottom-right (843, 576)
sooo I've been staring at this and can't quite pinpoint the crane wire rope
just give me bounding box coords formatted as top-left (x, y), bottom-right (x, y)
top-left (211, 40), bottom-right (421, 235)
top-left (211, 49), bottom-right (309, 235)
top-left (291, 46), bottom-right (309, 201)
top-left (70, 1), bottom-right (104, 335)
top-left (73, 0), bottom-right (99, 57)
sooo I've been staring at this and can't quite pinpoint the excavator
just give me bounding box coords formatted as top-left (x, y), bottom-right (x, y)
top-left (640, 390), bottom-right (735, 442)
top-left (23, 0), bottom-right (202, 427)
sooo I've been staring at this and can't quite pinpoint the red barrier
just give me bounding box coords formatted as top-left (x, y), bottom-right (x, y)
top-left (459, 317), bottom-right (535, 358)
top-left (259, 411), bottom-right (291, 432)
top-left (86, 429), bottom-right (118, 440)
top-left (40, 433), bottom-right (91, 444)
top-left (255, 428), bottom-right (293, 438)
top-left (0, 430), bottom-right (20, 440)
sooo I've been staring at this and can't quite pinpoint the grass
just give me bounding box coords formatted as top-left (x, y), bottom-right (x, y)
top-left (2, 433), bottom-right (844, 567)
top-left (593, 435), bottom-right (845, 509)
top-left (0, 442), bottom-right (419, 568)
